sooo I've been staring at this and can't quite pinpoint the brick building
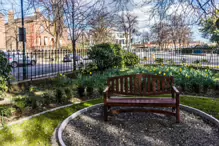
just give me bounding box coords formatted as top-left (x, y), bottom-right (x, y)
top-left (4, 10), bottom-right (70, 51)
top-left (0, 13), bottom-right (5, 50)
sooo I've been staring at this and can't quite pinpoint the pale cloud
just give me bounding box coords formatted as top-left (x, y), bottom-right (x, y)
top-left (124, 2), bottom-right (209, 42)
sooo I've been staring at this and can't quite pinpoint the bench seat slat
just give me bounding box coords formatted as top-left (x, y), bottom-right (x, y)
top-left (107, 98), bottom-right (176, 104)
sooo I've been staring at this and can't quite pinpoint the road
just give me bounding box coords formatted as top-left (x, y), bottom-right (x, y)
top-left (135, 51), bottom-right (219, 66)
top-left (11, 61), bottom-right (84, 81)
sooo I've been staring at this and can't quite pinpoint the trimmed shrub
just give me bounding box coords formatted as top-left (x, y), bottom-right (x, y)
top-left (0, 53), bottom-right (11, 95)
top-left (88, 43), bottom-right (122, 70)
top-left (122, 50), bottom-right (140, 67)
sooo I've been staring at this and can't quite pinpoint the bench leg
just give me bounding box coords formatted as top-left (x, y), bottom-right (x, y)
top-left (176, 105), bottom-right (180, 123)
top-left (104, 105), bottom-right (108, 121)
top-left (172, 107), bottom-right (175, 112)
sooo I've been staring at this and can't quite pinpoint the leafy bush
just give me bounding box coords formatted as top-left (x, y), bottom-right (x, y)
top-left (41, 92), bottom-right (56, 105)
top-left (0, 53), bottom-right (11, 95)
top-left (122, 50), bottom-right (140, 67)
top-left (80, 62), bottom-right (98, 75)
top-left (193, 60), bottom-right (200, 64)
top-left (26, 96), bottom-right (38, 109)
top-left (74, 65), bottom-right (218, 95)
top-left (143, 57), bottom-right (148, 61)
top-left (64, 87), bottom-right (72, 100)
top-left (56, 88), bottom-right (64, 103)
top-left (167, 59), bottom-right (175, 65)
top-left (155, 58), bottom-right (164, 64)
top-left (76, 76), bottom-right (86, 97)
top-left (54, 73), bottom-right (72, 87)
top-left (0, 106), bottom-right (13, 117)
top-left (12, 97), bottom-right (27, 112)
top-left (201, 59), bottom-right (209, 63)
top-left (88, 43), bottom-right (122, 70)
top-left (84, 78), bottom-right (95, 96)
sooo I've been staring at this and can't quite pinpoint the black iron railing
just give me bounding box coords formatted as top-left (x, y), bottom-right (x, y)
top-left (3, 47), bottom-right (219, 82)
top-left (3, 49), bottom-right (90, 82)
top-left (132, 48), bottom-right (219, 69)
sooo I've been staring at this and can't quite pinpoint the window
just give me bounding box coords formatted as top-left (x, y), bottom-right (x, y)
top-left (44, 37), bottom-right (48, 46)
top-left (39, 37), bottom-right (41, 46)
top-left (40, 25), bottom-right (44, 33)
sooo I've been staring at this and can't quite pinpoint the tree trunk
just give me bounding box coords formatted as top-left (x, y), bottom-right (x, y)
top-left (72, 40), bottom-right (76, 71)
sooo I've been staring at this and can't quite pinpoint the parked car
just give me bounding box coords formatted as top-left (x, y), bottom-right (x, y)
top-left (63, 54), bottom-right (82, 62)
top-left (3, 52), bottom-right (37, 68)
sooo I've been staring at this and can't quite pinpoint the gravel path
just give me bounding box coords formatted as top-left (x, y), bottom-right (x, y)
top-left (63, 107), bottom-right (219, 146)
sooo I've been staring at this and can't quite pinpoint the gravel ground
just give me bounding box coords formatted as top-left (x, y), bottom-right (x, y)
top-left (63, 107), bottom-right (219, 146)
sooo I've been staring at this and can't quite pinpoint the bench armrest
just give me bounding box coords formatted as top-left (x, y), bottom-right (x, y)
top-left (172, 86), bottom-right (180, 105)
top-left (172, 86), bottom-right (179, 95)
top-left (103, 86), bottom-right (110, 93)
top-left (103, 86), bottom-right (110, 104)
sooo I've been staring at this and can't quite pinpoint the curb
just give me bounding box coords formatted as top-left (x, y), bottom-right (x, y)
top-left (57, 103), bottom-right (103, 146)
top-left (180, 104), bottom-right (219, 127)
top-left (56, 103), bottom-right (219, 146)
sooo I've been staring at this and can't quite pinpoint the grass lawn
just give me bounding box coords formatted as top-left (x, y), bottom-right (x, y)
top-left (0, 96), bottom-right (219, 146)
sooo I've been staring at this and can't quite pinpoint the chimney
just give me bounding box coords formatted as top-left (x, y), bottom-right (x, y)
top-left (8, 10), bottom-right (14, 25)
top-left (35, 8), bottom-right (41, 20)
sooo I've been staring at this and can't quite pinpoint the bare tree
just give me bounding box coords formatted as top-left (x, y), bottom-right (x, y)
top-left (63, 0), bottom-right (102, 70)
top-left (151, 22), bottom-right (170, 50)
top-left (89, 9), bottom-right (115, 44)
top-left (168, 14), bottom-right (192, 50)
top-left (117, 12), bottom-right (138, 51)
top-left (140, 31), bottom-right (150, 44)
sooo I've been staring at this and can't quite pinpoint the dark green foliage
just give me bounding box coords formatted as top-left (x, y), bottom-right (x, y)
top-left (88, 43), bottom-right (122, 70)
top-left (0, 53), bottom-right (12, 95)
top-left (193, 60), bottom-right (200, 64)
top-left (167, 59), bottom-right (175, 65)
top-left (200, 13), bottom-right (219, 44)
top-left (122, 50), bottom-right (140, 67)
top-left (201, 59), bottom-right (209, 63)
top-left (0, 106), bottom-right (13, 117)
top-left (80, 62), bottom-right (98, 75)
top-left (26, 96), bottom-right (38, 109)
top-left (41, 92), bottom-right (56, 106)
top-left (76, 76), bottom-right (86, 97)
top-left (75, 66), bottom-right (218, 96)
top-left (77, 87), bottom-right (85, 97)
top-left (54, 73), bottom-right (72, 87)
top-left (64, 87), bottom-right (72, 100)
top-left (12, 97), bottom-right (27, 112)
top-left (155, 58), bottom-right (164, 64)
top-left (55, 88), bottom-right (65, 103)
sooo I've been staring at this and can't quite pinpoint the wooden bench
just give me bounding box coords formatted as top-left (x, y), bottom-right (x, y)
top-left (103, 74), bottom-right (180, 123)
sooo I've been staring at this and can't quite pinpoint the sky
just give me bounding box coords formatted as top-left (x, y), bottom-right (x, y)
top-left (1, 0), bottom-right (212, 43)
top-left (119, 2), bottom-right (210, 43)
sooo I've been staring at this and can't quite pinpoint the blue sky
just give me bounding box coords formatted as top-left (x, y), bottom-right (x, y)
top-left (1, 0), bottom-right (211, 43)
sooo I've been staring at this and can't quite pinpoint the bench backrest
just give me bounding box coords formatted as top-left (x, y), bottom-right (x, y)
top-left (107, 74), bottom-right (174, 96)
